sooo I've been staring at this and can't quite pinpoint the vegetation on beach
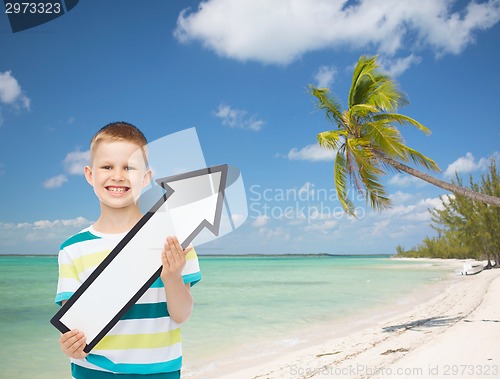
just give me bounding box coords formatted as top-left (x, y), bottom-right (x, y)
top-left (310, 55), bottom-right (500, 215)
top-left (396, 159), bottom-right (500, 267)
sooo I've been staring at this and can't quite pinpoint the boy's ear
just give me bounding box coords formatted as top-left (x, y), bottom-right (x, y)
top-left (84, 166), bottom-right (94, 186)
top-left (143, 169), bottom-right (152, 188)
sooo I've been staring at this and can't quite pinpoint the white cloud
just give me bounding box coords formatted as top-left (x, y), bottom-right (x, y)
top-left (296, 192), bottom-right (447, 245)
top-left (0, 71), bottom-right (30, 110)
top-left (0, 217), bottom-right (91, 232)
top-left (388, 173), bottom-right (427, 188)
top-left (298, 182), bottom-right (315, 198)
top-left (328, 193), bottom-right (449, 244)
top-left (258, 226), bottom-right (290, 240)
top-left (314, 65), bottom-right (337, 88)
top-left (286, 143), bottom-right (335, 162)
top-left (63, 149), bottom-right (90, 175)
top-left (418, 197), bottom-right (446, 211)
top-left (213, 103), bottom-right (264, 131)
top-left (252, 215), bottom-right (269, 227)
top-left (418, 0), bottom-right (500, 56)
top-left (379, 54), bottom-right (423, 77)
top-left (383, 195), bottom-right (451, 222)
top-left (443, 152), bottom-right (499, 178)
top-left (44, 149), bottom-right (89, 190)
top-left (0, 71), bottom-right (30, 126)
top-left (304, 219), bottom-right (337, 233)
top-left (31, 217), bottom-right (91, 230)
top-left (389, 191), bottom-right (414, 203)
top-left (0, 217), bottom-right (93, 253)
top-left (174, 0), bottom-right (500, 65)
top-left (43, 174), bottom-right (68, 189)
top-left (370, 219), bottom-right (391, 237)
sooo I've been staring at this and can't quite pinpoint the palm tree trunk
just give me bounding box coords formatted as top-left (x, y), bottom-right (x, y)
top-left (482, 242), bottom-right (492, 269)
top-left (377, 155), bottom-right (500, 207)
top-left (494, 253), bottom-right (500, 268)
top-left (485, 253), bottom-right (493, 269)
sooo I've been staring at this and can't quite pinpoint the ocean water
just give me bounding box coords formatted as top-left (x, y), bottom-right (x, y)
top-left (0, 255), bottom-right (452, 378)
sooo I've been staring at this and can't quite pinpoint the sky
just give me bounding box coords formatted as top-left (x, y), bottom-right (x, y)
top-left (0, 0), bottom-right (499, 255)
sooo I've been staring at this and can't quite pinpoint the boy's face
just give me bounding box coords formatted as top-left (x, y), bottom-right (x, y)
top-left (84, 141), bottom-right (151, 211)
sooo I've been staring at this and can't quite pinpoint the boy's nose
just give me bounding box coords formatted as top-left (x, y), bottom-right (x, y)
top-left (112, 169), bottom-right (126, 181)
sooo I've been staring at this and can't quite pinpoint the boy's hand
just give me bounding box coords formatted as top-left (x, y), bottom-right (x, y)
top-left (59, 329), bottom-right (89, 359)
top-left (160, 236), bottom-right (192, 283)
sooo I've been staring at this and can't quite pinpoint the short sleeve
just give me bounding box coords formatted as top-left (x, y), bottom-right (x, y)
top-left (54, 247), bottom-right (80, 306)
top-left (181, 247), bottom-right (202, 286)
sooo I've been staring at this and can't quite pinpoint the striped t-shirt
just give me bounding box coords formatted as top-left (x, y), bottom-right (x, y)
top-left (55, 226), bottom-right (201, 377)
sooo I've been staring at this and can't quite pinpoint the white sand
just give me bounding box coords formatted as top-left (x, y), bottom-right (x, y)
top-left (186, 259), bottom-right (500, 379)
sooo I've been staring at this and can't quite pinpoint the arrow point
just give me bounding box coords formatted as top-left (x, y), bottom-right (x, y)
top-left (155, 165), bottom-right (229, 246)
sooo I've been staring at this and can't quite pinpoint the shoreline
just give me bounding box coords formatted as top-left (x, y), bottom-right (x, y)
top-left (184, 259), bottom-right (499, 379)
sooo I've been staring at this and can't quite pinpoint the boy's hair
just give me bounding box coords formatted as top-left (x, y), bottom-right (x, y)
top-left (90, 121), bottom-right (148, 166)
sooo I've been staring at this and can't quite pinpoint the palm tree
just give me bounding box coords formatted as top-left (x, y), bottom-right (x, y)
top-left (310, 55), bottom-right (500, 216)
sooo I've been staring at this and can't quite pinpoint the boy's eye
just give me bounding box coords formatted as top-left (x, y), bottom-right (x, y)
top-left (102, 166), bottom-right (112, 170)
top-left (125, 166), bottom-right (136, 171)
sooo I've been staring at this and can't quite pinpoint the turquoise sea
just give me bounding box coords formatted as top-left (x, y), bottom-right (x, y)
top-left (0, 255), bottom-right (453, 378)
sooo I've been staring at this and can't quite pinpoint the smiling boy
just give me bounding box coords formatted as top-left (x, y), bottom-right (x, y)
top-left (55, 122), bottom-right (201, 378)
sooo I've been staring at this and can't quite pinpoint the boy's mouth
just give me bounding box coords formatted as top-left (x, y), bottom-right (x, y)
top-left (106, 186), bottom-right (130, 193)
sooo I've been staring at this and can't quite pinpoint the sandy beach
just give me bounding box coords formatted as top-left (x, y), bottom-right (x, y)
top-left (189, 259), bottom-right (500, 379)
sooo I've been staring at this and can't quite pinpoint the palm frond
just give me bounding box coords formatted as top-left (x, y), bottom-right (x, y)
top-left (349, 55), bottom-right (408, 113)
top-left (358, 164), bottom-right (391, 211)
top-left (373, 113), bottom-right (431, 135)
top-left (309, 85), bottom-right (344, 126)
top-left (344, 143), bottom-right (357, 182)
top-left (344, 137), bottom-right (391, 211)
top-left (348, 104), bottom-right (379, 121)
top-left (334, 151), bottom-right (355, 216)
top-left (367, 80), bottom-right (408, 112)
top-left (317, 130), bottom-right (346, 150)
top-left (364, 121), bottom-right (406, 160)
top-left (404, 147), bottom-right (441, 172)
top-left (349, 56), bottom-right (378, 108)
top-left (346, 138), bottom-right (380, 174)
top-left (346, 138), bottom-right (387, 206)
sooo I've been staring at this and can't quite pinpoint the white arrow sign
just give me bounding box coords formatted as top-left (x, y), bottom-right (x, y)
top-left (51, 165), bottom-right (229, 352)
